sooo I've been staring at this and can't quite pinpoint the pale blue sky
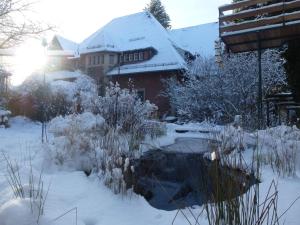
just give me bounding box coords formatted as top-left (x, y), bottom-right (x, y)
top-left (34, 0), bottom-right (231, 43)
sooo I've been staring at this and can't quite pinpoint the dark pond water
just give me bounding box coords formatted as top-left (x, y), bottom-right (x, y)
top-left (130, 148), bottom-right (257, 211)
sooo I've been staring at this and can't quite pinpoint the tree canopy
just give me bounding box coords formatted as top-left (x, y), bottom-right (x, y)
top-left (145, 0), bottom-right (171, 29)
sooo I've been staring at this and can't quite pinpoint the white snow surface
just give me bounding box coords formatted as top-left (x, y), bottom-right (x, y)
top-left (0, 118), bottom-right (300, 225)
top-left (170, 22), bottom-right (219, 57)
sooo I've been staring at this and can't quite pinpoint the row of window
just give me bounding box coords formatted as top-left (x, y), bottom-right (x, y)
top-left (88, 54), bottom-right (115, 66)
top-left (120, 51), bottom-right (150, 63)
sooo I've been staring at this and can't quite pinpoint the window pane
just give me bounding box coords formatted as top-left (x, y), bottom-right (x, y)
top-left (124, 54), bottom-right (128, 62)
top-left (109, 55), bottom-right (114, 64)
top-left (134, 53), bottom-right (139, 61)
top-left (129, 54), bottom-right (133, 62)
top-left (139, 52), bottom-right (144, 60)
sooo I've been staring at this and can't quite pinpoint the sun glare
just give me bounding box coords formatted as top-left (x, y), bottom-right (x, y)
top-left (12, 41), bottom-right (47, 86)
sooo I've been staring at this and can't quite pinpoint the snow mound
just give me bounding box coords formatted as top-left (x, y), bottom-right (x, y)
top-left (0, 199), bottom-right (50, 225)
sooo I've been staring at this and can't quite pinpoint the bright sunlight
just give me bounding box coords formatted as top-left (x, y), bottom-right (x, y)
top-left (12, 41), bottom-right (47, 86)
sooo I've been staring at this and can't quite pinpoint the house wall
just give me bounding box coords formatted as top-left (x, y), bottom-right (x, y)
top-left (79, 52), bottom-right (119, 94)
top-left (47, 55), bottom-right (74, 71)
top-left (109, 70), bottom-right (180, 116)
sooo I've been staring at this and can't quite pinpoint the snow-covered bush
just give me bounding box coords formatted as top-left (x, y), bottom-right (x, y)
top-left (47, 112), bottom-right (134, 194)
top-left (95, 83), bottom-right (160, 150)
top-left (48, 112), bottom-right (105, 171)
top-left (165, 50), bottom-right (287, 129)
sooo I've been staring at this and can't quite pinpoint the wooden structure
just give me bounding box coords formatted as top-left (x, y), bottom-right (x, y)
top-left (265, 92), bottom-right (300, 126)
top-left (219, 0), bottom-right (300, 53)
top-left (219, 0), bottom-right (300, 128)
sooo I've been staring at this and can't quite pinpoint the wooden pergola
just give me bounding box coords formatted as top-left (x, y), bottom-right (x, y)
top-left (219, 0), bottom-right (300, 128)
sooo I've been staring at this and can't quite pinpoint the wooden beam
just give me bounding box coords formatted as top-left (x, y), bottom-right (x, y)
top-left (220, 0), bottom-right (300, 23)
top-left (220, 11), bottom-right (300, 33)
top-left (219, 0), bottom-right (271, 13)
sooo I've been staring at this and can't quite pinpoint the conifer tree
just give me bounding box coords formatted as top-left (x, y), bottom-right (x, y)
top-left (145, 0), bottom-right (171, 29)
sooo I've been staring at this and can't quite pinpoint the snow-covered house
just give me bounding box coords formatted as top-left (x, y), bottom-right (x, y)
top-left (49, 12), bottom-right (218, 115)
top-left (48, 35), bottom-right (79, 71)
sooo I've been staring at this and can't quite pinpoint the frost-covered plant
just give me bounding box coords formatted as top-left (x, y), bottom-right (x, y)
top-left (165, 49), bottom-right (287, 129)
top-left (47, 112), bottom-right (134, 194)
top-left (258, 125), bottom-right (300, 177)
top-left (47, 112), bottom-right (105, 171)
top-left (95, 83), bottom-right (160, 150)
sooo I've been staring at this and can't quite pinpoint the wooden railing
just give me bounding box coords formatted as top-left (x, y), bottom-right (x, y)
top-left (219, 0), bottom-right (300, 36)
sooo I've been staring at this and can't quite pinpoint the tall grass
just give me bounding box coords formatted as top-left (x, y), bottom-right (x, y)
top-left (2, 153), bottom-right (50, 224)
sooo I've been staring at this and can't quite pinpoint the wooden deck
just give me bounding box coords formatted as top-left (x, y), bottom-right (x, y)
top-left (219, 0), bottom-right (300, 52)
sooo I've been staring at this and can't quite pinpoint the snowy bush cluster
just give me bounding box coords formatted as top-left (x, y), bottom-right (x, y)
top-left (47, 112), bottom-right (106, 171)
top-left (46, 82), bottom-right (162, 194)
top-left (8, 71), bottom-right (98, 121)
top-left (94, 83), bottom-right (160, 150)
top-left (47, 111), bottom-right (161, 194)
top-left (165, 49), bottom-right (286, 128)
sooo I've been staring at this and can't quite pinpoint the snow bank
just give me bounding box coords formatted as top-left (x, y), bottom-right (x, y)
top-left (0, 199), bottom-right (50, 225)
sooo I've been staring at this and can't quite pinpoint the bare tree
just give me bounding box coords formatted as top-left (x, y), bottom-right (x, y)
top-left (0, 0), bottom-right (52, 49)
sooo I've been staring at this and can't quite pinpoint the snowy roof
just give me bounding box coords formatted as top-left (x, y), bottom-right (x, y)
top-left (49, 35), bottom-right (79, 57)
top-left (169, 22), bottom-right (219, 57)
top-left (81, 12), bottom-right (187, 75)
top-left (55, 35), bottom-right (78, 52)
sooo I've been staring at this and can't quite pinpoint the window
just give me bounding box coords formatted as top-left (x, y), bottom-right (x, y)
top-left (134, 53), bottom-right (139, 61)
top-left (93, 55), bottom-right (96, 65)
top-left (119, 55), bottom-right (123, 63)
top-left (144, 51), bottom-right (149, 60)
top-left (102, 55), bottom-right (105, 64)
top-left (137, 89), bottom-right (145, 101)
top-left (139, 52), bottom-right (144, 61)
top-left (97, 55), bottom-right (101, 64)
top-left (129, 54), bottom-right (133, 62)
top-left (109, 55), bottom-right (115, 64)
top-left (124, 54), bottom-right (129, 62)
top-left (88, 56), bottom-right (92, 65)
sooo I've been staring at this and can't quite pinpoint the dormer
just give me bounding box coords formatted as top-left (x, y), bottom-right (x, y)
top-left (119, 47), bottom-right (157, 65)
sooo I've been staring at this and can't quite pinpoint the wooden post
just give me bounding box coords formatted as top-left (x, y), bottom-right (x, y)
top-left (257, 37), bottom-right (263, 129)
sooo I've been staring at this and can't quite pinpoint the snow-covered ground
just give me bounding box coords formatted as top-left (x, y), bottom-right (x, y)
top-left (0, 117), bottom-right (300, 225)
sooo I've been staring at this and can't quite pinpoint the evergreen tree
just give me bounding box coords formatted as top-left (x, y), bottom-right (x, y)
top-left (145, 0), bottom-right (171, 29)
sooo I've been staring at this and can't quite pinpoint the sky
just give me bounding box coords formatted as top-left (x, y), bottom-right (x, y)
top-left (33, 0), bottom-right (231, 43)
